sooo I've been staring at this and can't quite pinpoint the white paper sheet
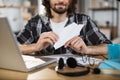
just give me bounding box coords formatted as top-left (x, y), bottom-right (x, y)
top-left (54, 22), bottom-right (84, 49)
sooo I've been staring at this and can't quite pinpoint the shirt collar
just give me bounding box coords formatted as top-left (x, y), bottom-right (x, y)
top-left (39, 14), bottom-right (75, 28)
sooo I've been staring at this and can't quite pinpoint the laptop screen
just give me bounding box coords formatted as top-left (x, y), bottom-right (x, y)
top-left (0, 17), bottom-right (56, 72)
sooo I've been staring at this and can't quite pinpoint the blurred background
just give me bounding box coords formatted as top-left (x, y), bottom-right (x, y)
top-left (0, 0), bottom-right (120, 43)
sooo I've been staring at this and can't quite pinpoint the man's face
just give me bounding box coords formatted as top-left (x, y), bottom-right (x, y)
top-left (50, 0), bottom-right (71, 14)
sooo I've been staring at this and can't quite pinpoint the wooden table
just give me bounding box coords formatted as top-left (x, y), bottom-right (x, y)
top-left (0, 60), bottom-right (120, 80)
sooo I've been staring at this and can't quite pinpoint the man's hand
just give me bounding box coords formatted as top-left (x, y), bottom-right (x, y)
top-left (19, 31), bottom-right (58, 54)
top-left (64, 36), bottom-right (108, 55)
top-left (34, 31), bottom-right (59, 51)
top-left (64, 36), bottom-right (90, 54)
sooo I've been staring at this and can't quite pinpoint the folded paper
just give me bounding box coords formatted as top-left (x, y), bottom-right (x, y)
top-left (54, 22), bottom-right (84, 49)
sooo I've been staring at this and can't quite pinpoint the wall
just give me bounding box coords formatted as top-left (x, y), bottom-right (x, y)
top-left (86, 0), bottom-right (117, 26)
top-left (38, 0), bottom-right (45, 15)
top-left (0, 0), bottom-right (24, 33)
top-left (0, 8), bottom-right (24, 33)
top-left (84, 0), bottom-right (120, 37)
top-left (118, 2), bottom-right (120, 37)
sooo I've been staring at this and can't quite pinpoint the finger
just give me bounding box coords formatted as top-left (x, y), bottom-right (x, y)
top-left (64, 36), bottom-right (78, 47)
top-left (73, 41), bottom-right (82, 50)
top-left (41, 31), bottom-right (58, 40)
top-left (40, 38), bottom-right (54, 46)
top-left (45, 37), bottom-right (55, 44)
top-left (44, 38), bottom-right (54, 45)
top-left (48, 32), bottom-right (59, 41)
top-left (45, 36), bottom-right (57, 44)
top-left (37, 37), bottom-right (54, 45)
top-left (41, 32), bottom-right (58, 43)
top-left (36, 38), bottom-right (54, 51)
top-left (64, 36), bottom-right (80, 48)
top-left (70, 38), bottom-right (79, 46)
top-left (64, 40), bottom-right (71, 48)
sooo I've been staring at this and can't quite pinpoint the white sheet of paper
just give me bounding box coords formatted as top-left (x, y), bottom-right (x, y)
top-left (54, 22), bottom-right (84, 49)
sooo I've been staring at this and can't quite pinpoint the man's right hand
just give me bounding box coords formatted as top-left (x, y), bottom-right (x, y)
top-left (34, 31), bottom-right (59, 52)
top-left (19, 31), bottom-right (58, 54)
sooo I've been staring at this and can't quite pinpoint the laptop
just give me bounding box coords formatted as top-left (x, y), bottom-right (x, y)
top-left (0, 17), bottom-right (57, 72)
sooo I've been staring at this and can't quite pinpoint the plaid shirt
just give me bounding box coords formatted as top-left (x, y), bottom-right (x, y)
top-left (17, 13), bottom-right (112, 55)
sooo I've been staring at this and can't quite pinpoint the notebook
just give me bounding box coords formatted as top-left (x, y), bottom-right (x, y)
top-left (0, 17), bottom-right (57, 72)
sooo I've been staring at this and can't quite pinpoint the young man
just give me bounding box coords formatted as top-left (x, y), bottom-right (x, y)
top-left (17, 0), bottom-right (111, 55)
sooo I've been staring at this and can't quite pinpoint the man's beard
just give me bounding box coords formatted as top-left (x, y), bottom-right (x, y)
top-left (51, 3), bottom-right (68, 14)
top-left (52, 7), bottom-right (67, 14)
